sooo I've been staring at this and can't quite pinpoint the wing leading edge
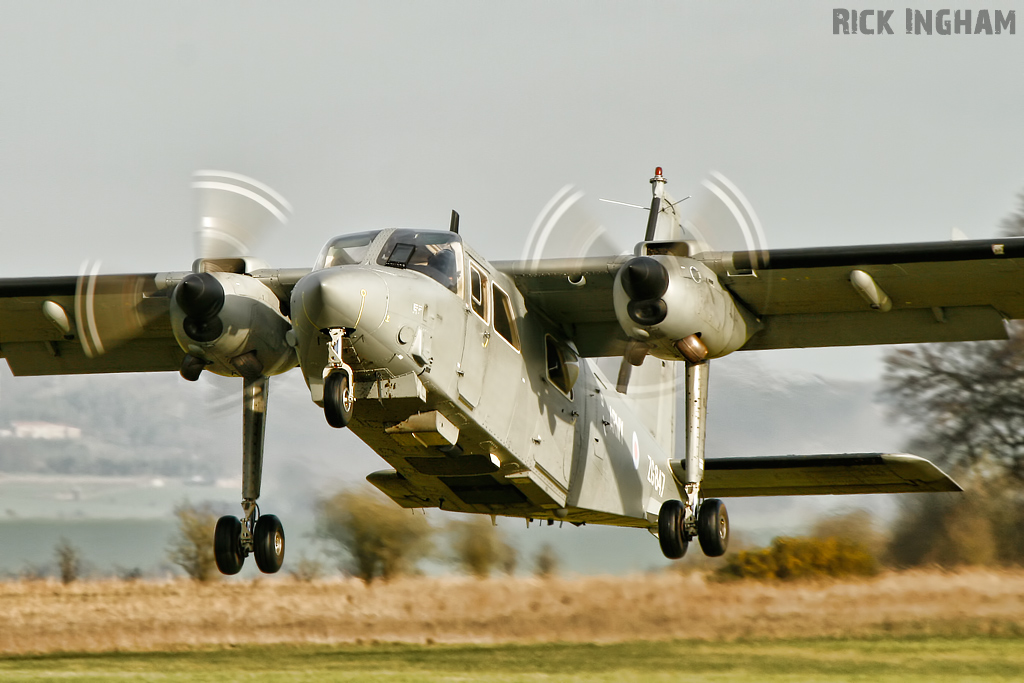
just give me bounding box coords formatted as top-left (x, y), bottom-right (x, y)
top-left (690, 453), bottom-right (962, 497)
top-left (496, 237), bottom-right (1024, 355)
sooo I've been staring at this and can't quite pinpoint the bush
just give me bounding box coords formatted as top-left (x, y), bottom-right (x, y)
top-left (448, 516), bottom-right (517, 578)
top-left (167, 501), bottom-right (220, 582)
top-left (716, 536), bottom-right (877, 581)
top-left (534, 543), bottom-right (560, 578)
top-left (316, 487), bottom-right (433, 582)
top-left (55, 537), bottom-right (82, 584)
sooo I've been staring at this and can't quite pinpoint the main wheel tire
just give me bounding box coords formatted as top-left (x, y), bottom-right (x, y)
top-left (214, 515), bottom-right (245, 575)
top-left (697, 498), bottom-right (729, 557)
top-left (253, 514), bottom-right (286, 574)
top-left (324, 372), bottom-right (354, 428)
top-left (658, 499), bottom-right (688, 559)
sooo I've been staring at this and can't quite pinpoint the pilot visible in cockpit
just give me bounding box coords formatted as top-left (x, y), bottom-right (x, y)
top-left (425, 248), bottom-right (458, 291)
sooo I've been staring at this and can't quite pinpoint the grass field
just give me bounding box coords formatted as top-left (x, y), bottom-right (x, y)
top-left (2, 570), bottom-right (1024, 680)
top-left (2, 638), bottom-right (1023, 682)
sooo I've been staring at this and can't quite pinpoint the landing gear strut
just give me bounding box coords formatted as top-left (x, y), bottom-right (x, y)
top-left (657, 360), bottom-right (730, 559)
top-left (213, 374), bottom-right (286, 575)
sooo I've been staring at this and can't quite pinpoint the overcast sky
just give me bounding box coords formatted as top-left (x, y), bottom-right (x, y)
top-left (2, 1), bottom-right (1021, 380)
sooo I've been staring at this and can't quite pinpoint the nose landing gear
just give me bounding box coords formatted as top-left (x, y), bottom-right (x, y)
top-left (323, 327), bottom-right (355, 429)
top-left (324, 371), bottom-right (354, 428)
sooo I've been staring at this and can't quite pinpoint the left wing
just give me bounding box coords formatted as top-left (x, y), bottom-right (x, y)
top-left (706, 237), bottom-right (1024, 350)
top-left (496, 237), bottom-right (1024, 356)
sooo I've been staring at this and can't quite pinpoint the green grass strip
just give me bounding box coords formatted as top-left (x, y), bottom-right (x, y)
top-left (2, 637), bottom-right (1024, 682)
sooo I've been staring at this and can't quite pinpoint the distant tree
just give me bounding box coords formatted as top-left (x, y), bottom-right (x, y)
top-left (1000, 190), bottom-right (1024, 238)
top-left (881, 190), bottom-right (1024, 482)
top-left (315, 487), bottom-right (433, 583)
top-left (533, 543), bottom-right (560, 578)
top-left (882, 327), bottom-right (1024, 482)
top-left (55, 537), bottom-right (82, 584)
top-left (167, 501), bottom-right (220, 582)
top-left (879, 190), bottom-right (1024, 567)
top-left (448, 516), bottom-right (517, 578)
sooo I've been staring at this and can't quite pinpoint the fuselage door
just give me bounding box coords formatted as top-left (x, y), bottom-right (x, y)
top-left (530, 335), bottom-right (580, 492)
top-left (458, 259), bottom-right (490, 407)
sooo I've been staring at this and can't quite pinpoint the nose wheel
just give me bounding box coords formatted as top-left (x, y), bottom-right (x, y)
top-left (323, 328), bottom-right (356, 429)
top-left (324, 371), bottom-right (354, 428)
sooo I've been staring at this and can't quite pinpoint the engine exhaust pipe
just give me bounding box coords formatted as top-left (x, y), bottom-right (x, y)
top-left (675, 334), bottom-right (708, 364)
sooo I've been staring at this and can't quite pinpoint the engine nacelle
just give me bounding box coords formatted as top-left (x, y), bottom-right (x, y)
top-left (612, 255), bottom-right (761, 362)
top-left (170, 271), bottom-right (297, 379)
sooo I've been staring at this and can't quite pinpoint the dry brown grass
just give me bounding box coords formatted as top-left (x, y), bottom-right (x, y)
top-left (2, 569), bottom-right (1024, 655)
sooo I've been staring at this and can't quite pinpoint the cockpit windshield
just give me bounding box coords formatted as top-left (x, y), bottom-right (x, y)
top-left (314, 231), bottom-right (382, 270)
top-left (376, 229), bottom-right (463, 294)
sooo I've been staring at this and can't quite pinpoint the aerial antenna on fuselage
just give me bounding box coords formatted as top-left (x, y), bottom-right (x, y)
top-left (449, 210), bottom-right (460, 234)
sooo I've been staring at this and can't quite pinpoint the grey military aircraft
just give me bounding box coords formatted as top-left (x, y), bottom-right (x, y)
top-left (1, 168), bottom-right (1022, 574)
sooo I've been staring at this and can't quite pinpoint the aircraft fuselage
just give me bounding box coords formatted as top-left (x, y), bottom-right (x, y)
top-left (290, 228), bottom-right (677, 528)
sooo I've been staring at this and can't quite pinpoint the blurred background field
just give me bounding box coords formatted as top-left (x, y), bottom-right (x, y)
top-left (2, 569), bottom-right (1023, 655)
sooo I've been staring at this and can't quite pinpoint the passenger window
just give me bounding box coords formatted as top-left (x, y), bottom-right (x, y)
top-left (469, 262), bottom-right (488, 321)
top-left (492, 284), bottom-right (520, 351)
top-left (545, 335), bottom-right (579, 395)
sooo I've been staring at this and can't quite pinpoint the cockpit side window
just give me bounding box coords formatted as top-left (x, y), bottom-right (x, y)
top-left (315, 231), bottom-right (381, 270)
top-left (376, 230), bottom-right (463, 295)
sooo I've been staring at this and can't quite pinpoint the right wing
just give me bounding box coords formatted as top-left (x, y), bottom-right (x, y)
top-left (0, 268), bottom-right (309, 376)
top-left (0, 273), bottom-right (186, 376)
top-left (692, 453), bottom-right (962, 497)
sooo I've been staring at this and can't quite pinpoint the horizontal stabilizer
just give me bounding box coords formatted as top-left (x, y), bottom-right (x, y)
top-left (689, 453), bottom-right (961, 498)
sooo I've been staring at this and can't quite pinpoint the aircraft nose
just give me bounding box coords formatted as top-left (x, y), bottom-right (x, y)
top-left (291, 267), bottom-right (389, 333)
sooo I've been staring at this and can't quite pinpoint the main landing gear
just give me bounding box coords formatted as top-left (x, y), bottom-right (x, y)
top-left (658, 497), bottom-right (730, 559)
top-left (657, 360), bottom-right (730, 560)
top-left (213, 374), bottom-right (286, 575)
top-left (214, 506), bottom-right (286, 575)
